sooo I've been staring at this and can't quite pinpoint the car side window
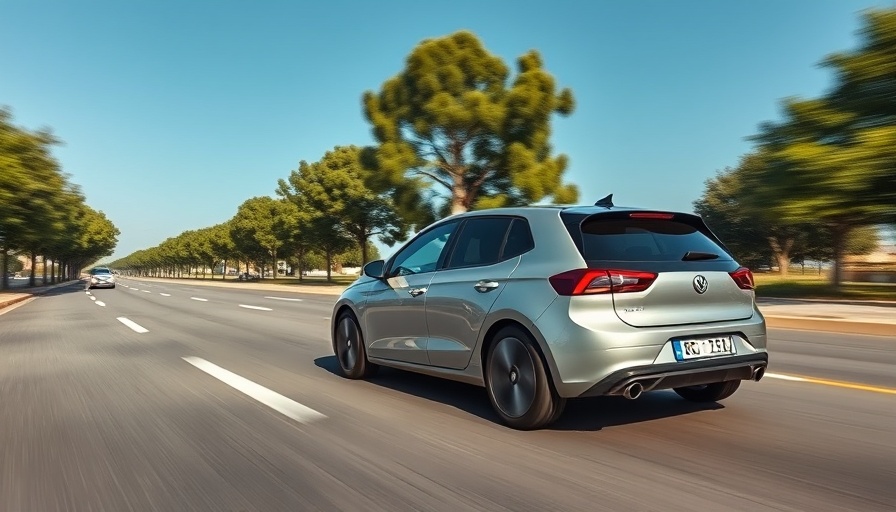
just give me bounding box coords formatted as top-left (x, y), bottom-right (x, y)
top-left (501, 219), bottom-right (535, 259)
top-left (446, 217), bottom-right (514, 269)
top-left (389, 221), bottom-right (457, 277)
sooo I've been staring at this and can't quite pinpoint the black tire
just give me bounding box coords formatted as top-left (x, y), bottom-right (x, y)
top-left (485, 326), bottom-right (564, 430)
top-left (333, 311), bottom-right (378, 379)
top-left (674, 380), bottom-right (741, 403)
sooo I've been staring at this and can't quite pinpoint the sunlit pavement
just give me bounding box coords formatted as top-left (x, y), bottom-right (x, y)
top-left (0, 278), bottom-right (893, 511)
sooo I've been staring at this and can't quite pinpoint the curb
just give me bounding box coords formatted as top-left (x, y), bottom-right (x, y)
top-left (765, 315), bottom-right (895, 337)
top-left (0, 280), bottom-right (82, 310)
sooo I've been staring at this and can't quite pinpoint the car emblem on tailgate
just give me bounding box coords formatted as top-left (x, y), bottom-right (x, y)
top-left (693, 275), bottom-right (708, 294)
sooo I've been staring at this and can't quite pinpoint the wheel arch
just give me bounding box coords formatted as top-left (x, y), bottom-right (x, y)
top-left (478, 316), bottom-right (561, 393)
top-left (332, 303), bottom-right (359, 352)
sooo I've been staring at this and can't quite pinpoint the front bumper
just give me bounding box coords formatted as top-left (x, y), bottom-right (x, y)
top-left (578, 353), bottom-right (768, 398)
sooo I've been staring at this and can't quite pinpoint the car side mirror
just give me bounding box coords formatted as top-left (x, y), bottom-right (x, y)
top-left (363, 260), bottom-right (385, 279)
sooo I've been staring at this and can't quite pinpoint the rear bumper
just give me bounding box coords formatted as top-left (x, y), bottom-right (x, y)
top-left (578, 353), bottom-right (768, 398)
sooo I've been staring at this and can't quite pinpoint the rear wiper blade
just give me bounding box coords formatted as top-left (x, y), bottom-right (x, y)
top-left (682, 251), bottom-right (719, 261)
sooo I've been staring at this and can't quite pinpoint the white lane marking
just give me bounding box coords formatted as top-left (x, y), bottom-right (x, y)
top-left (131, 288), bottom-right (140, 291)
top-left (90, 296), bottom-right (97, 301)
top-left (190, 297), bottom-right (208, 302)
top-left (85, 291), bottom-right (91, 295)
top-left (95, 301), bottom-right (106, 307)
top-left (182, 357), bottom-right (325, 424)
top-left (142, 290), bottom-right (151, 293)
top-left (765, 373), bottom-right (805, 382)
top-left (160, 293), bottom-right (171, 297)
top-left (264, 296), bottom-right (302, 302)
top-left (117, 317), bottom-right (148, 333)
top-left (239, 304), bottom-right (273, 311)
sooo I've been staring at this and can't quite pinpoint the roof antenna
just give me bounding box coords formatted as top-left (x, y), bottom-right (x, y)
top-left (594, 194), bottom-right (614, 208)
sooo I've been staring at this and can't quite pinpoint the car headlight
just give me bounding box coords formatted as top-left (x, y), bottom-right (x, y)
top-left (91, 278), bottom-right (99, 283)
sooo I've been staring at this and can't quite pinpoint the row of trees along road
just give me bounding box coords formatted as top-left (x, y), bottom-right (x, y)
top-left (695, 9), bottom-right (896, 287)
top-left (0, 108), bottom-right (119, 290)
top-left (109, 31), bottom-right (579, 279)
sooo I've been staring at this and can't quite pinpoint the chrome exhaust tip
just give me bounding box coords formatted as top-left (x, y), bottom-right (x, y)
top-left (752, 366), bottom-right (765, 382)
top-left (622, 382), bottom-right (643, 400)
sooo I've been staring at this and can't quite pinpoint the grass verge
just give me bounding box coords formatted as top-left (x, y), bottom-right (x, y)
top-left (754, 274), bottom-right (895, 301)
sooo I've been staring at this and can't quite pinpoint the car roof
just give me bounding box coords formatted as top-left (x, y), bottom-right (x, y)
top-left (453, 204), bottom-right (685, 218)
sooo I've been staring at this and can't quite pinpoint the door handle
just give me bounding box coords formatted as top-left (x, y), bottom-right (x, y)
top-left (408, 287), bottom-right (427, 297)
top-left (474, 280), bottom-right (500, 293)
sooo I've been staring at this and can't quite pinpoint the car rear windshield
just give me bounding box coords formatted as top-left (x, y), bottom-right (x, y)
top-left (570, 214), bottom-right (733, 263)
top-left (90, 268), bottom-right (112, 275)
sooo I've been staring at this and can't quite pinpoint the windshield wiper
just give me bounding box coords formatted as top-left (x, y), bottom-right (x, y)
top-left (682, 251), bottom-right (719, 261)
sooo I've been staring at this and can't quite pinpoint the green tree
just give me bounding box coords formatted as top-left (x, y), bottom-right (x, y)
top-left (229, 197), bottom-right (299, 279)
top-left (694, 153), bottom-right (833, 275)
top-left (363, 30), bottom-right (578, 215)
top-left (278, 146), bottom-right (405, 266)
top-left (753, 9), bottom-right (896, 286)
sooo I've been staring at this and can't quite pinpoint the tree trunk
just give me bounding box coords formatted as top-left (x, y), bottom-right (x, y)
top-left (767, 236), bottom-right (794, 277)
top-left (272, 248), bottom-right (277, 280)
top-left (29, 252), bottom-right (37, 287)
top-left (42, 256), bottom-right (48, 285)
top-left (359, 236), bottom-right (369, 267)
top-left (326, 249), bottom-right (332, 282)
top-left (297, 248), bottom-right (304, 282)
top-left (51, 259), bottom-right (56, 284)
top-left (829, 224), bottom-right (850, 289)
top-left (451, 175), bottom-right (468, 215)
top-left (0, 246), bottom-right (8, 291)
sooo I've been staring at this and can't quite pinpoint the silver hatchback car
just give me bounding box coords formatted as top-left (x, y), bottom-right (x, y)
top-left (331, 197), bottom-right (768, 429)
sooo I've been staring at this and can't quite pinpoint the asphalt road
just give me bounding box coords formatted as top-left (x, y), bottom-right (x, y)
top-left (0, 277), bottom-right (893, 511)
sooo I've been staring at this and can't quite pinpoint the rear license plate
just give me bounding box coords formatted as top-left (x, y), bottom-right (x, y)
top-left (672, 336), bottom-right (735, 361)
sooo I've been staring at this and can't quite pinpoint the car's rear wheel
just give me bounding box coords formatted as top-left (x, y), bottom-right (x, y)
top-left (485, 326), bottom-right (564, 430)
top-left (674, 380), bottom-right (741, 402)
top-left (333, 311), bottom-right (378, 379)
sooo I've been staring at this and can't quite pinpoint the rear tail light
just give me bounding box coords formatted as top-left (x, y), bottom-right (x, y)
top-left (729, 267), bottom-right (755, 290)
top-left (549, 269), bottom-right (658, 295)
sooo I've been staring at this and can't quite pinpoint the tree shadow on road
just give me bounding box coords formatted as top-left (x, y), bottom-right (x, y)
top-left (314, 355), bottom-right (724, 432)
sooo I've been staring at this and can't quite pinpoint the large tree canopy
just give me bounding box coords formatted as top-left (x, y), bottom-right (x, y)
top-left (363, 30), bottom-right (578, 215)
top-left (278, 145), bottom-right (404, 266)
top-left (752, 8), bottom-right (896, 286)
top-left (0, 108), bottom-right (117, 287)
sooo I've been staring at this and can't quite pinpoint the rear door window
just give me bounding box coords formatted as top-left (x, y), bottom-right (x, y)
top-left (447, 217), bottom-right (514, 269)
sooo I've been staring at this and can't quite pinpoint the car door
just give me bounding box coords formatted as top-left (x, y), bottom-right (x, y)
top-left (425, 217), bottom-right (534, 369)
top-left (363, 220), bottom-right (458, 365)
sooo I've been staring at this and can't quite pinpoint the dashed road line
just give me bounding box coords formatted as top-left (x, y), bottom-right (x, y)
top-left (183, 357), bottom-right (326, 424)
top-left (239, 304), bottom-right (273, 311)
top-left (117, 317), bottom-right (148, 333)
top-left (95, 301), bottom-right (106, 307)
top-left (190, 297), bottom-right (208, 302)
top-left (142, 290), bottom-right (151, 293)
top-left (264, 296), bottom-right (302, 302)
top-left (160, 293), bottom-right (171, 297)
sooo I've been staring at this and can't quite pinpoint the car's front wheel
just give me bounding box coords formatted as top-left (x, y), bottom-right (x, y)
top-left (485, 326), bottom-right (564, 430)
top-left (333, 311), bottom-right (378, 379)
top-left (674, 380), bottom-right (741, 402)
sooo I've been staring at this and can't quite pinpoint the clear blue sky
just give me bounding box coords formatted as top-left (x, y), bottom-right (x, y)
top-left (1, 0), bottom-right (891, 261)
